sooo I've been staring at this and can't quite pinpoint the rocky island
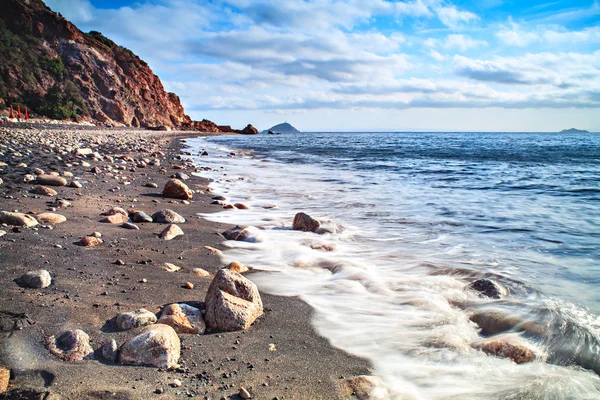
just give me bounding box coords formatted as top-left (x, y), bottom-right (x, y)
top-left (559, 128), bottom-right (590, 133)
top-left (262, 122), bottom-right (300, 134)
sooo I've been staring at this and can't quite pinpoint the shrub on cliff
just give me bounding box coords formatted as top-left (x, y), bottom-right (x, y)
top-left (38, 83), bottom-right (88, 120)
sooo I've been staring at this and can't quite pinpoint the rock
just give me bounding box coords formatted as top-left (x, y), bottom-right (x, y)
top-left (234, 203), bottom-right (250, 209)
top-left (23, 174), bottom-right (35, 183)
top-left (0, 367), bottom-right (9, 394)
top-left (340, 376), bottom-right (384, 400)
top-left (100, 214), bottom-right (129, 224)
top-left (159, 224), bottom-right (184, 240)
top-left (31, 186), bottom-right (57, 196)
top-left (36, 213), bottom-right (67, 224)
top-left (47, 330), bottom-right (93, 361)
top-left (63, 171), bottom-right (74, 178)
top-left (292, 212), bottom-right (321, 232)
top-left (239, 387), bottom-right (252, 399)
top-left (224, 204), bottom-right (237, 209)
top-left (36, 174), bottom-right (67, 186)
top-left (152, 209), bottom-right (185, 224)
top-left (32, 168), bottom-right (45, 175)
top-left (239, 124), bottom-right (259, 135)
top-left (102, 207), bottom-right (128, 217)
top-left (158, 303), bottom-right (206, 334)
top-left (119, 324), bottom-right (180, 368)
top-left (225, 261), bottom-right (249, 274)
top-left (221, 225), bottom-right (263, 242)
top-left (101, 339), bottom-right (118, 362)
top-left (132, 211), bottom-right (153, 223)
top-left (116, 309), bottom-right (157, 331)
top-left (54, 199), bottom-right (72, 208)
top-left (70, 181), bottom-right (83, 189)
top-left (78, 236), bottom-right (103, 247)
top-left (121, 222), bottom-right (139, 230)
top-left (174, 172), bottom-right (189, 180)
top-left (193, 268), bottom-right (210, 277)
top-left (0, 211), bottom-right (38, 227)
top-left (204, 246), bottom-right (223, 256)
top-left (468, 279), bottom-right (508, 299)
top-left (184, 282), bottom-right (194, 289)
top-left (474, 338), bottom-right (536, 364)
top-left (162, 179), bottom-right (193, 200)
top-left (162, 263), bottom-right (181, 272)
top-left (18, 270), bottom-right (51, 288)
top-left (75, 148), bottom-right (93, 157)
top-left (205, 269), bottom-right (263, 332)
top-left (145, 182), bottom-right (159, 188)
top-left (172, 379), bottom-right (182, 387)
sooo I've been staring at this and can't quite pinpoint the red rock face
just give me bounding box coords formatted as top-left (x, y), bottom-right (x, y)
top-left (0, 0), bottom-right (191, 127)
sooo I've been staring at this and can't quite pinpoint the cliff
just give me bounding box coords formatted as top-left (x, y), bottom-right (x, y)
top-left (0, 0), bottom-right (191, 127)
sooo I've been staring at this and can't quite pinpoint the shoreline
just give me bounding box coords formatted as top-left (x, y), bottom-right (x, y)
top-left (0, 125), bottom-right (371, 399)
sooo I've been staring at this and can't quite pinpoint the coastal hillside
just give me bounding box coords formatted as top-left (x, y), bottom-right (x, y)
top-left (262, 122), bottom-right (300, 134)
top-left (0, 0), bottom-right (190, 127)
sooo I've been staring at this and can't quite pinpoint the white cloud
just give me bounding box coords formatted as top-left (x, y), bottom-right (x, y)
top-left (429, 49), bottom-right (446, 61)
top-left (435, 5), bottom-right (479, 29)
top-left (443, 34), bottom-right (487, 51)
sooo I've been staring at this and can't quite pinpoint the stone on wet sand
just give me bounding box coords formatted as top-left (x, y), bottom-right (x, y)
top-left (159, 224), bottom-right (184, 240)
top-left (19, 270), bottom-right (52, 288)
top-left (225, 261), bottom-right (249, 274)
top-left (36, 174), bottom-right (67, 186)
top-left (474, 337), bottom-right (536, 364)
top-left (0, 211), bottom-right (38, 227)
top-left (101, 339), bottom-right (118, 362)
top-left (234, 203), bottom-right (250, 210)
top-left (193, 268), bottom-right (210, 277)
top-left (205, 269), bottom-right (263, 332)
top-left (36, 213), bottom-right (67, 224)
top-left (131, 211), bottom-right (153, 223)
top-left (158, 303), bottom-right (206, 334)
top-left (468, 278), bottom-right (508, 299)
top-left (119, 324), bottom-right (180, 368)
top-left (116, 308), bottom-right (157, 330)
top-left (47, 330), bottom-right (93, 361)
top-left (78, 236), bottom-right (103, 247)
top-left (292, 212), bottom-right (321, 232)
top-left (152, 209), bottom-right (186, 224)
top-left (162, 178), bottom-right (193, 200)
top-left (31, 186), bottom-right (58, 196)
top-left (102, 207), bottom-right (128, 217)
top-left (221, 225), bottom-right (263, 242)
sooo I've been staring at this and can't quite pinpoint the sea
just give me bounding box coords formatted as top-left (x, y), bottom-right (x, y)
top-left (184, 131), bottom-right (600, 399)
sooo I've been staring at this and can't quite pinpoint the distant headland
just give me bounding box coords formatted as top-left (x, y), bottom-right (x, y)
top-left (262, 122), bottom-right (300, 134)
top-left (559, 128), bottom-right (590, 133)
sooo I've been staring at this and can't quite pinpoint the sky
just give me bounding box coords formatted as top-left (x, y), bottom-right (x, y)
top-left (44, 0), bottom-right (600, 132)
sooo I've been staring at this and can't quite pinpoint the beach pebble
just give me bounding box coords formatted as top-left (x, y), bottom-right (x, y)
top-left (19, 270), bottom-right (52, 288)
top-left (193, 268), bottom-right (211, 277)
top-left (221, 225), bottom-right (264, 242)
top-left (225, 261), bottom-right (249, 274)
top-left (152, 209), bottom-right (185, 224)
top-left (119, 324), bottom-right (180, 368)
top-left (23, 174), bottom-right (35, 183)
top-left (116, 308), bottom-right (157, 330)
top-left (131, 211), bottom-right (153, 223)
top-left (100, 213), bottom-right (129, 224)
top-left (184, 281), bottom-right (194, 289)
top-left (0, 367), bottom-right (9, 394)
top-left (121, 222), bottom-right (139, 230)
top-left (0, 211), bottom-right (38, 227)
top-left (54, 199), bottom-right (72, 208)
top-left (340, 375), bottom-right (387, 400)
top-left (75, 148), bottom-right (93, 157)
top-left (158, 303), bottom-right (206, 334)
top-left (205, 269), bottom-right (263, 332)
top-left (203, 246), bottom-right (223, 256)
top-left (36, 174), bottom-right (67, 186)
top-left (212, 195), bottom-right (226, 201)
top-left (78, 236), bottom-right (103, 247)
top-left (171, 379), bottom-right (182, 387)
top-left (31, 185), bottom-right (57, 196)
top-left (101, 339), bottom-right (118, 362)
top-left (145, 182), bottom-right (158, 188)
top-left (468, 279), bottom-right (508, 299)
top-left (47, 329), bottom-right (93, 361)
top-left (63, 171), bottom-right (74, 178)
top-left (234, 203), bottom-right (250, 210)
top-left (292, 212), bottom-right (321, 232)
top-left (162, 178), bottom-right (193, 200)
top-left (70, 181), bottom-right (83, 189)
top-left (239, 387), bottom-right (252, 399)
top-left (162, 263), bottom-right (181, 272)
top-left (102, 207), bottom-right (128, 217)
top-left (174, 172), bottom-right (189, 180)
top-left (36, 213), bottom-right (67, 224)
top-left (159, 224), bottom-right (184, 240)
top-left (32, 168), bottom-right (45, 175)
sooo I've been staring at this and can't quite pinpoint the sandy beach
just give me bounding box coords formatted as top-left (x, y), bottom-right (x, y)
top-left (0, 124), bottom-right (370, 400)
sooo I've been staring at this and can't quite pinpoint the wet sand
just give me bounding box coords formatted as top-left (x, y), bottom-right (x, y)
top-left (0, 125), bottom-right (370, 400)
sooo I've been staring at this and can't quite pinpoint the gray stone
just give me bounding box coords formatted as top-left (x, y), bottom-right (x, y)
top-left (152, 209), bottom-right (185, 224)
top-left (101, 339), bottom-right (118, 362)
top-left (19, 270), bottom-right (52, 288)
top-left (116, 308), bottom-right (157, 331)
top-left (47, 329), bottom-right (93, 361)
top-left (132, 211), bottom-right (153, 223)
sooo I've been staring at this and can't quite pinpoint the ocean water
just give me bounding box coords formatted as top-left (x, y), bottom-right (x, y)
top-left (185, 132), bottom-right (600, 399)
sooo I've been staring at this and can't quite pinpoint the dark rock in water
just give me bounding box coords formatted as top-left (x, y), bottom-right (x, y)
top-left (293, 212), bottom-right (321, 232)
top-left (239, 124), bottom-right (259, 135)
top-left (152, 209), bottom-right (185, 224)
top-left (470, 311), bottom-right (522, 336)
top-left (221, 225), bottom-right (262, 242)
top-left (212, 195), bottom-right (226, 201)
top-left (468, 279), bottom-right (507, 299)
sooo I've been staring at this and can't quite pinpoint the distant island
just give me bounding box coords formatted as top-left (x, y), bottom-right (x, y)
top-left (262, 122), bottom-right (300, 134)
top-left (560, 128), bottom-right (590, 133)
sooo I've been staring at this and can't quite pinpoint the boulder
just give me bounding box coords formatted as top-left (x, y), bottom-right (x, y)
top-left (0, 211), bottom-right (38, 227)
top-left (36, 175), bottom-right (67, 186)
top-left (468, 279), bottom-right (508, 299)
top-left (36, 213), bottom-right (67, 224)
top-left (292, 212), bottom-right (321, 232)
top-left (47, 330), bottom-right (93, 361)
top-left (159, 224), bottom-right (184, 240)
top-left (116, 308), bottom-right (157, 331)
top-left (158, 303), bottom-right (206, 334)
top-left (119, 324), bottom-right (180, 368)
top-left (474, 338), bottom-right (536, 364)
top-left (18, 270), bottom-right (51, 288)
top-left (205, 269), bottom-right (263, 332)
top-left (31, 186), bottom-right (57, 196)
top-left (162, 179), bottom-right (193, 200)
top-left (152, 209), bottom-right (186, 224)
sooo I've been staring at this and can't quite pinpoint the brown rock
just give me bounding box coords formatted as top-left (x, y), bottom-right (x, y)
top-left (162, 179), bottom-right (193, 200)
top-left (78, 236), bottom-right (103, 247)
top-left (152, 209), bottom-right (185, 224)
top-left (119, 324), bottom-right (180, 368)
top-left (239, 124), bottom-right (259, 135)
top-left (158, 303), bottom-right (205, 334)
top-left (221, 225), bottom-right (263, 242)
top-left (31, 186), bottom-right (57, 196)
top-left (193, 268), bottom-right (210, 277)
top-left (340, 376), bottom-right (383, 400)
top-left (159, 224), bottom-right (184, 240)
top-left (293, 212), bottom-right (321, 232)
top-left (36, 174), bottom-right (67, 186)
top-left (102, 207), bottom-right (128, 217)
top-left (470, 311), bottom-right (522, 336)
top-left (205, 269), bottom-right (263, 332)
top-left (0, 367), bottom-right (9, 394)
top-left (234, 203), bottom-right (250, 209)
top-left (184, 281), bottom-right (194, 289)
top-left (36, 213), bottom-right (67, 224)
top-left (100, 213), bottom-right (129, 224)
top-left (0, 211), bottom-right (38, 227)
top-left (47, 330), bottom-right (93, 361)
top-left (162, 263), bottom-right (181, 272)
top-left (474, 338), bottom-right (536, 364)
top-left (225, 261), bottom-right (249, 274)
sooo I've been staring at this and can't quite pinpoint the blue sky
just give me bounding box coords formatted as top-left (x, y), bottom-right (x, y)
top-left (45, 0), bottom-right (600, 131)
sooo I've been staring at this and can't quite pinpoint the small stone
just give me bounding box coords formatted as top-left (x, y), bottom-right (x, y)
top-left (91, 167), bottom-right (101, 174)
top-left (468, 279), bottom-right (508, 299)
top-left (75, 148), bottom-right (93, 157)
top-left (92, 231), bottom-right (102, 238)
top-left (119, 324), bottom-right (180, 368)
top-left (145, 182), bottom-right (158, 188)
top-left (193, 268), bottom-right (210, 277)
top-left (131, 211), bottom-right (153, 223)
top-left (36, 174), bottom-right (67, 186)
top-left (162, 263), bottom-right (181, 272)
top-left (239, 387), bottom-right (252, 399)
top-left (0, 211), bottom-right (38, 227)
top-left (31, 186), bottom-right (57, 196)
top-left (159, 224), bottom-right (184, 240)
top-left (18, 270), bottom-right (52, 288)
top-left (116, 308), bottom-right (157, 331)
top-left (23, 174), bottom-right (35, 183)
top-left (78, 236), bottom-right (103, 247)
top-left (70, 181), bottom-right (83, 189)
top-left (292, 212), bottom-right (321, 232)
top-left (115, 259), bottom-right (125, 265)
top-left (234, 203), bottom-right (250, 210)
top-left (100, 214), bottom-right (129, 224)
top-left (152, 209), bottom-right (185, 224)
top-left (36, 213), bottom-right (67, 224)
top-left (172, 379), bottom-right (182, 387)
top-left (0, 367), bottom-right (9, 394)
top-left (32, 168), bottom-right (45, 175)
top-left (121, 222), bottom-right (139, 230)
top-left (101, 339), bottom-right (118, 362)
top-left (221, 225), bottom-right (263, 242)
top-left (47, 329), bottom-right (93, 361)
top-left (184, 282), bottom-right (194, 289)
top-left (225, 261), bottom-right (249, 274)
top-left (204, 246), bottom-right (223, 256)
top-left (54, 199), bottom-right (72, 208)
top-left (63, 171), bottom-right (74, 178)
top-left (474, 338), bottom-right (536, 364)
top-left (158, 303), bottom-right (205, 334)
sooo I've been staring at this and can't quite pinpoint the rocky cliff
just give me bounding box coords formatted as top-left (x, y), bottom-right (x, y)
top-left (0, 0), bottom-right (191, 127)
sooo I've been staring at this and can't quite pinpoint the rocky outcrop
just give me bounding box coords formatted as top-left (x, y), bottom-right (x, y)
top-left (181, 119), bottom-right (220, 132)
top-left (0, 0), bottom-right (190, 127)
top-left (239, 124), bottom-right (259, 135)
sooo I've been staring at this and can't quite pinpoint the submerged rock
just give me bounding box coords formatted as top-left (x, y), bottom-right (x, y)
top-left (162, 178), bottom-right (193, 200)
top-left (119, 324), bottom-right (180, 368)
top-left (47, 330), bottom-right (93, 361)
top-left (474, 337), bottom-right (536, 364)
top-left (468, 279), bottom-right (508, 299)
top-left (158, 303), bottom-right (206, 334)
top-left (340, 375), bottom-right (388, 400)
top-left (205, 269), bottom-right (263, 332)
top-left (292, 212), bottom-right (321, 232)
top-left (221, 225), bottom-right (263, 242)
